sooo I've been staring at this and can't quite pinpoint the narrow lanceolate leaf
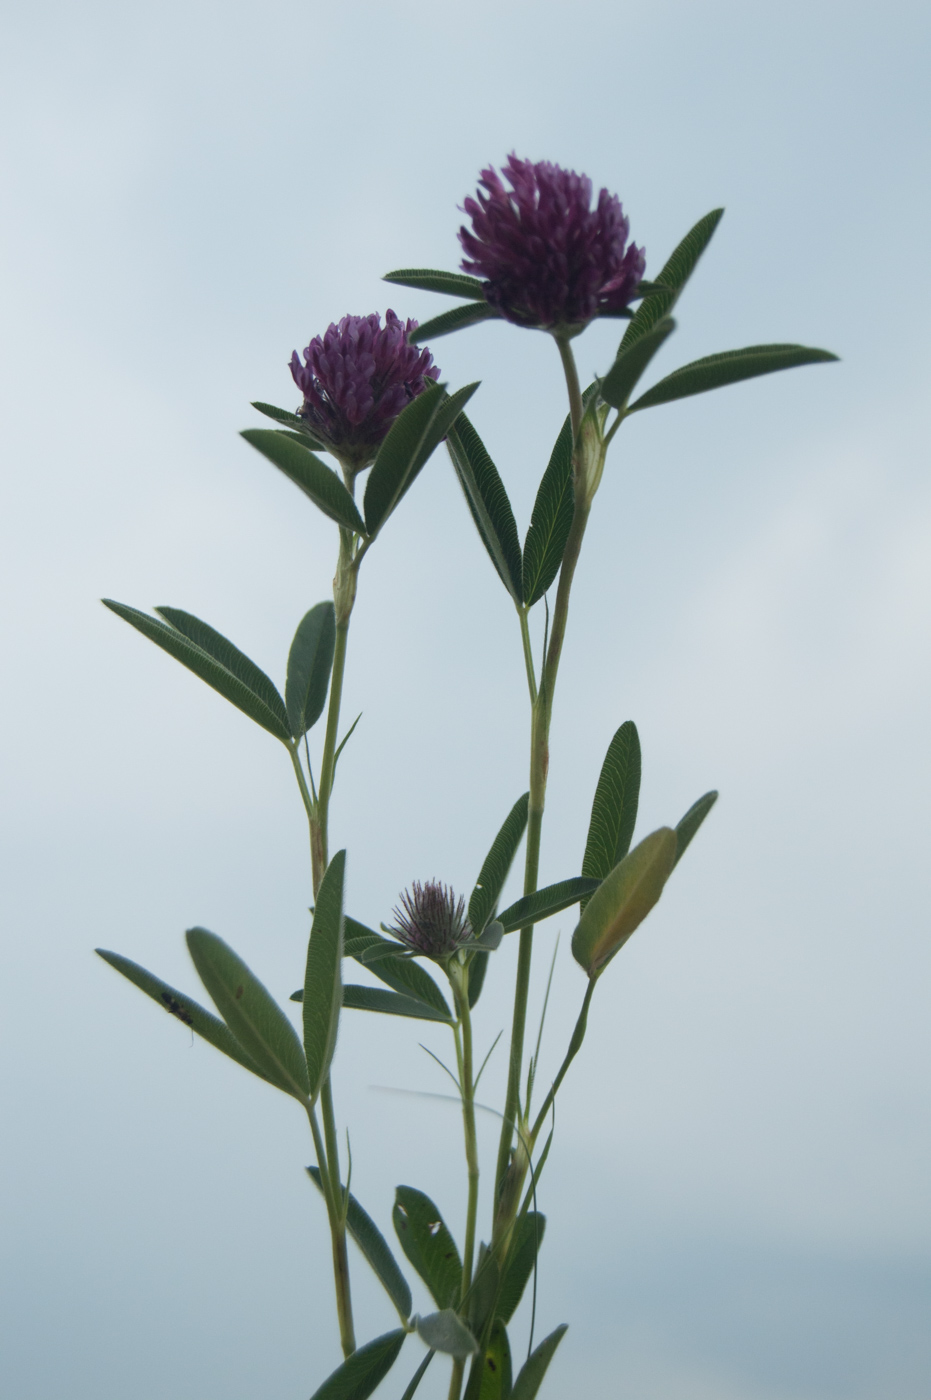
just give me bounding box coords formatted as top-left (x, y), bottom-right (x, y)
top-left (342, 985), bottom-right (452, 1024)
top-left (628, 343), bottom-right (839, 413)
top-left (307, 1167), bottom-right (412, 1318)
top-left (522, 414), bottom-right (574, 606)
top-left (285, 602), bottom-right (336, 738)
top-left (102, 601), bottom-right (292, 743)
top-left (251, 401), bottom-right (326, 450)
top-left (469, 793), bottom-right (530, 937)
top-left (509, 1324), bottom-right (568, 1400)
top-left (467, 951), bottom-right (489, 1009)
top-left (399, 1351), bottom-right (435, 1400)
top-left (309, 1329), bottom-right (406, 1400)
top-left (673, 790), bottom-right (718, 867)
top-left (95, 950), bottom-right (273, 1085)
top-left (447, 416), bottom-right (522, 603)
top-left (303, 849), bottom-right (345, 1101)
top-left (408, 302), bottom-right (500, 343)
top-left (498, 877), bottom-right (601, 934)
top-left (618, 209), bottom-right (724, 353)
top-left (344, 919), bottom-right (452, 1019)
top-left (497, 1211), bottom-right (546, 1324)
top-left (364, 382), bottom-right (480, 537)
top-left (476, 1320), bottom-right (512, 1400)
top-left (599, 318), bottom-right (675, 410)
top-left (185, 929), bottom-right (310, 1099)
top-left (240, 429), bottom-right (366, 534)
top-left (415, 1310), bottom-right (478, 1358)
top-left (393, 1186), bottom-right (462, 1310)
top-left (581, 721), bottom-right (642, 910)
top-left (383, 268), bottom-right (487, 301)
top-left (571, 828), bottom-right (678, 976)
top-left (154, 607), bottom-right (289, 733)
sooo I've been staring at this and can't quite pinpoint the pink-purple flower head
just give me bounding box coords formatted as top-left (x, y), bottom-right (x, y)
top-left (389, 880), bottom-right (472, 961)
top-left (290, 311), bottom-right (440, 471)
top-left (459, 155), bottom-right (646, 335)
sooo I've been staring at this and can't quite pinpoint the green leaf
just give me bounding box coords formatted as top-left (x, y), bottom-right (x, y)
top-left (303, 850), bottom-right (345, 1101)
top-left (477, 1320), bottom-right (512, 1400)
top-left (251, 401), bottom-right (326, 450)
top-left (599, 318), bottom-right (675, 410)
top-left (654, 208), bottom-right (724, 292)
top-left (342, 985), bottom-right (452, 1024)
top-left (408, 302), bottom-right (500, 343)
top-left (628, 343), bottom-right (839, 413)
top-left (393, 1186), bottom-right (462, 1310)
top-left (581, 721), bottom-right (642, 910)
top-left (571, 828), bottom-right (678, 976)
top-left (364, 382), bottom-right (479, 537)
top-left (498, 877), bottom-right (601, 934)
top-left (285, 602), bottom-right (336, 738)
top-left (521, 415), bottom-right (573, 607)
top-left (469, 794), bottom-right (530, 937)
top-left (496, 1212), bottom-right (545, 1324)
top-left (383, 268), bottom-right (487, 301)
top-left (509, 1324), bottom-right (567, 1400)
top-left (617, 209), bottom-right (723, 354)
top-left (673, 790), bottom-right (718, 867)
top-left (344, 919), bottom-right (452, 1019)
top-left (447, 417), bottom-right (522, 604)
top-left (467, 951), bottom-right (489, 1010)
top-left (307, 1167), bottom-right (412, 1318)
top-left (154, 606), bottom-right (290, 734)
top-left (309, 1330), bottom-right (406, 1400)
top-left (415, 1310), bottom-right (478, 1358)
top-left (102, 601), bottom-right (292, 743)
top-left (240, 429), bottom-right (366, 533)
top-left (185, 928), bottom-right (310, 1099)
top-left (95, 949), bottom-right (273, 1086)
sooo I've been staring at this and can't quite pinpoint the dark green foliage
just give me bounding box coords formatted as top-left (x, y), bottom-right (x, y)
top-left (447, 416), bottom-right (523, 603)
top-left (307, 1167), bottom-right (412, 1318)
top-left (302, 850), bottom-right (345, 1100)
top-left (469, 794), bottom-right (530, 937)
top-left (102, 601), bottom-right (291, 743)
top-left (393, 1186), bottom-right (462, 1310)
top-left (364, 382), bottom-right (479, 537)
top-left (509, 1325), bottom-right (567, 1400)
top-left (628, 343), bottom-right (839, 412)
top-left (521, 415), bottom-right (574, 607)
top-left (285, 602), bottom-right (336, 738)
top-left (497, 877), bottom-right (600, 933)
top-left (581, 721), bottom-right (642, 910)
top-left (185, 928), bottom-right (310, 1099)
top-left (251, 401), bottom-right (327, 450)
top-left (383, 268), bottom-right (486, 300)
top-left (343, 919), bottom-right (452, 1019)
top-left (618, 208), bottom-right (723, 353)
top-left (673, 790), bottom-right (719, 867)
top-left (496, 1212), bottom-right (545, 1324)
top-left (308, 1330), bottom-right (407, 1400)
top-left (477, 1320), bottom-right (512, 1400)
top-left (408, 302), bottom-right (500, 343)
top-left (467, 951), bottom-right (489, 1009)
top-left (599, 318), bottom-right (675, 410)
top-left (342, 985), bottom-right (452, 1024)
top-left (240, 429), bottom-right (366, 532)
top-left (95, 949), bottom-right (272, 1085)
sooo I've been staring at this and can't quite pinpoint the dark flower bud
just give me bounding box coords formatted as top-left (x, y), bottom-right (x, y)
top-left (388, 881), bottom-right (472, 960)
top-left (289, 310), bottom-right (440, 471)
top-left (459, 155), bottom-right (645, 334)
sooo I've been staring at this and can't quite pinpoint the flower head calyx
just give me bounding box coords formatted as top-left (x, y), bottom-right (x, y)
top-left (389, 881), bottom-right (472, 961)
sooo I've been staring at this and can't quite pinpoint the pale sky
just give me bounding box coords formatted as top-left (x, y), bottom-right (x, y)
top-left (1, 3), bottom-right (929, 1398)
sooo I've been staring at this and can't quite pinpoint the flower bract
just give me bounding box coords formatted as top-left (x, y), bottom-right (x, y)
top-left (290, 311), bottom-right (439, 470)
top-left (459, 155), bottom-right (646, 334)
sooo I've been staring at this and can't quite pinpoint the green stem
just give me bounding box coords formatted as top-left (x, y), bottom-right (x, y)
top-left (492, 335), bottom-right (594, 1234)
top-left (529, 978), bottom-right (595, 1147)
top-left (306, 1103), bottom-right (356, 1357)
top-left (518, 607), bottom-right (538, 705)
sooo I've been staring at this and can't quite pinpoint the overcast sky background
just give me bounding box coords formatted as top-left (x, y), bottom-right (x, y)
top-left (1, 2), bottom-right (929, 1398)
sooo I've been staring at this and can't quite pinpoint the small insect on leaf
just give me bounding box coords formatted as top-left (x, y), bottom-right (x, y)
top-left (159, 992), bottom-right (193, 1027)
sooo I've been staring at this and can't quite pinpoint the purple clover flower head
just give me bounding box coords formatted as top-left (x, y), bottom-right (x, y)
top-left (289, 311), bottom-right (440, 470)
top-left (459, 155), bottom-right (646, 334)
top-left (389, 881), bottom-right (472, 960)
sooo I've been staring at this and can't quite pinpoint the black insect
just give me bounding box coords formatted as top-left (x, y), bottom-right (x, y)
top-left (160, 991), bottom-right (194, 1027)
